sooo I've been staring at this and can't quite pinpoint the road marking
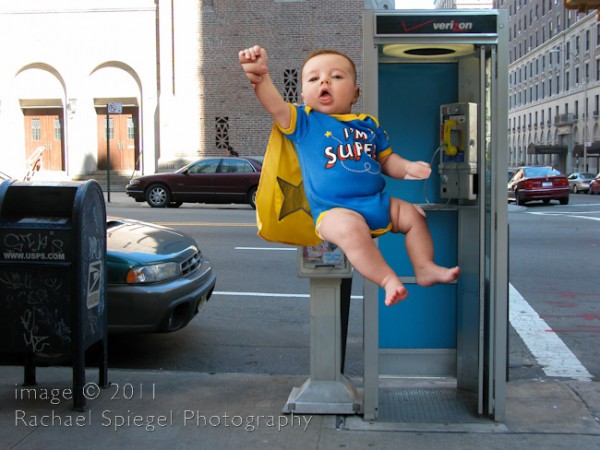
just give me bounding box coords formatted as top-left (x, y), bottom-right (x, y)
top-left (235, 247), bottom-right (296, 251)
top-left (509, 283), bottom-right (593, 381)
top-left (214, 291), bottom-right (308, 298)
top-left (213, 291), bottom-right (363, 300)
top-left (527, 211), bottom-right (600, 222)
top-left (155, 222), bottom-right (256, 227)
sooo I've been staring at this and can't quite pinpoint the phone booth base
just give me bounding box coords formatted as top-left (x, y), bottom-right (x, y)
top-left (283, 247), bottom-right (361, 414)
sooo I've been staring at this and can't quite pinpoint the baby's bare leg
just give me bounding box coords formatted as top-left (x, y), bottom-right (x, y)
top-left (389, 198), bottom-right (460, 286)
top-left (317, 208), bottom-right (407, 306)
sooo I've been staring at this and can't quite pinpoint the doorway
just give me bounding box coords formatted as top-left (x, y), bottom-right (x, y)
top-left (96, 106), bottom-right (139, 171)
top-left (23, 108), bottom-right (65, 171)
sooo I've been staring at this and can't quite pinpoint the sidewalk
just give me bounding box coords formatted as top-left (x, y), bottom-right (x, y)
top-left (1, 365), bottom-right (599, 449)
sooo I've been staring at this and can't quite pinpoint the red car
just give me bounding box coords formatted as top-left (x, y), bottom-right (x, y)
top-left (589, 173), bottom-right (600, 195)
top-left (126, 157), bottom-right (262, 208)
top-left (507, 166), bottom-right (569, 205)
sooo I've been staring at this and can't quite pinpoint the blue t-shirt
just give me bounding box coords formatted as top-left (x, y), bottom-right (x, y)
top-left (277, 104), bottom-right (393, 235)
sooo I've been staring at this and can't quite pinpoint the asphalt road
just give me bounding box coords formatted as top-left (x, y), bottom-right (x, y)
top-left (103, 192), bottom-right (600, 381)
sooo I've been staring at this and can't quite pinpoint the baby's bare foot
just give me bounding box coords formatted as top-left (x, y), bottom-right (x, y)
top-left (415, 265), bottom-right (460, 287)
top-left (383, 277), bottom-right (408, 306)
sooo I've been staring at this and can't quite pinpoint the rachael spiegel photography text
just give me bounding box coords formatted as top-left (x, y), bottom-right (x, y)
top-left (12, 382), bottom-right (313, 433)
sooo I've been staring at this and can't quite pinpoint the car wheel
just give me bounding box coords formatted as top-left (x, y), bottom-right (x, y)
top-left (146, 183), bottom-right (171, 207)
top-left (573, 185), bottom-right (579, 194)
top-left (559, 196), bottom-right (569, 205)
top-left (515, 191), bottom-right (524, 206)
top-left (248, 187), bottom-right (257, 209)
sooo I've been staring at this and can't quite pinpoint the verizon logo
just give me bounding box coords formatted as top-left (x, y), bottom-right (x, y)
top-left (432, 21), bottom-right (474, 32)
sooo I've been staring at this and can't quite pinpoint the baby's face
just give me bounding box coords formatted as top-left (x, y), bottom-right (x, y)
top-left (301, 53), bottom-right (359, 115)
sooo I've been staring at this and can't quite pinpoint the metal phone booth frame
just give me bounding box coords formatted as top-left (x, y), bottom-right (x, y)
top-left (362, 9), bottom-right (509, 422)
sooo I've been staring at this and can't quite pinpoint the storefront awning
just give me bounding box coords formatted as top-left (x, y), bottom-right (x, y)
top-left (527, 144), bottom-right (568, 155)
top-left (572, 142), bottom-right (600, 157)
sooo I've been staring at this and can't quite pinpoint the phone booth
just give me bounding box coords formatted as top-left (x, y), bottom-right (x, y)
top-left (361, 9), bottom-right (509, 422)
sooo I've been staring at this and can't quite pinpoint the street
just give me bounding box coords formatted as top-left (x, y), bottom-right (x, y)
top-left (104, 192), bottom-right (600, 381)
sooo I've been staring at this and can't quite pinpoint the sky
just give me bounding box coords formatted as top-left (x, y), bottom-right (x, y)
top-left (395, 0), bottom-right (435, 8)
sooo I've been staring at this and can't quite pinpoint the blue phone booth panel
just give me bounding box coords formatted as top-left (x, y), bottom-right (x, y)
top-left (377, 62), bottom-right (458, 349)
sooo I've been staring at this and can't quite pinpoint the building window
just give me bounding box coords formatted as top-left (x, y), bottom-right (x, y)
top-left (54, 118), bottom-right (61, 140)
top-left (283, 69), bottom-right (299, 103)
top-left (215, 116), bottom-right (229, 151)
top-left (127, 117), bottom-right (135, 140)
top-left (586, 30), bottom-right (590, 51)
top-left (31, 118), bottom-right (41, 141)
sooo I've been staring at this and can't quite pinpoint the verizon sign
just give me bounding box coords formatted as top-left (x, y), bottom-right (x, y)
top-left (375, 14), bottom-right (497, 36)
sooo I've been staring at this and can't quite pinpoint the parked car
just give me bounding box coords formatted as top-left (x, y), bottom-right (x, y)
top-left (0, 174), bottom-right (215, 334)
top-left (106, 217), bottom-right (216, 333)
top-left (126, 157), bottom-right (262, 208)
top-left (589, 173), bottom-right (600, 195)
top-left (566, 172), bottom-right (595, 193)
top-left (507, 166), bottom-right (569, 205)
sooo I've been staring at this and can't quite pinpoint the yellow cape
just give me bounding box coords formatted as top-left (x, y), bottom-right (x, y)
top-left (255, 123), bottom-right (323, 247)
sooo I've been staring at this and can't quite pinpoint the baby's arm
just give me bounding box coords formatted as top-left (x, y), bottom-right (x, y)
top-left (239, 45), bottom-right (291, 129)
top-left (380, 153), bottom-right (431, 180)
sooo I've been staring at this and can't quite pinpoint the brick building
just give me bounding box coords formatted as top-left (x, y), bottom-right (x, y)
top-left (202, 0), bottom-right (365, 162)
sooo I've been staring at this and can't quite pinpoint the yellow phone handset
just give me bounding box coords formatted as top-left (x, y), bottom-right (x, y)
top-left (443, 119), bottom-right (458, 157)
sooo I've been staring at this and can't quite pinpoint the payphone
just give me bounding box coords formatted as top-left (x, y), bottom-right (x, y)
top-left (360, 8), bottom-right (509, 423)
top-left (439, 102), bottom-right (478, 200)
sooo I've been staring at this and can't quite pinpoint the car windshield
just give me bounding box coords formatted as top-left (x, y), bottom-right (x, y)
top-left (581, 173), bottom-right (595, 179)
top-left (523, 167), bottom-right (560, 177)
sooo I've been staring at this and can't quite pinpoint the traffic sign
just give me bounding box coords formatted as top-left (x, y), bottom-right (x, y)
top-left (107, 102), bottom-right (122, 114)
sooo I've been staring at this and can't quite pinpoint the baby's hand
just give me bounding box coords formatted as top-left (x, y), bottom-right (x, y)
top-left (405, 161), bottom-right (431, 180)
top-left (239, 45), bottom-right (269, 87)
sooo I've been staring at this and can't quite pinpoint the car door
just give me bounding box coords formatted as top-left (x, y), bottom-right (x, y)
top-left (176, 158), bottom-right (221, 202)
top-left (567, 173), bottom-right (577, 191)
top-left (507, 169), bottom-right (522, 200)
top-left (213, 158), bottom-right (256, 202)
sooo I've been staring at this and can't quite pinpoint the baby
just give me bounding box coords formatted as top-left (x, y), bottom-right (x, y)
top-left (239, 45), bottom-right (459, 306)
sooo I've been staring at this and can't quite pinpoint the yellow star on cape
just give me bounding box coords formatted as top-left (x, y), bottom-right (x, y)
top-left (277, 177), bottom-right (312, 220)
top-left (325, 131), bottom-right (332, 137)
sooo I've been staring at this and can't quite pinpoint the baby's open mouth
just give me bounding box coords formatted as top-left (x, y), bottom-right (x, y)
top-left (319, 88), bottom-right (332, 100)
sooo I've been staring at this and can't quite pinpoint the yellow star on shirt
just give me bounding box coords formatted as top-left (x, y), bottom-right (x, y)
top-left (325, 131), bottom-right (332, 137)
top-left (277, 177), bottom-right (312, 220)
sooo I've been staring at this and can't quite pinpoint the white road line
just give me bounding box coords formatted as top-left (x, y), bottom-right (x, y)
top-left (213, 291), bottom-right (363, 300)
top-left (509, 283), bottom-right (593, 381)
top-left (234, 247), bottom-right (297, 251)
top-left (527, 210), bottom-right (600, 222)
top-left (214, 291), bottom-right (307, 298)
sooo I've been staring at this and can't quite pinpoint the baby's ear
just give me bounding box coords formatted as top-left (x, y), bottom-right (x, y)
top-left (352, 87), bottom-right (360, 104)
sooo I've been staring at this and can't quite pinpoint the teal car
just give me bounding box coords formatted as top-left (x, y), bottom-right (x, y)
top-left (106, 217), bottom-right (216, 333)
